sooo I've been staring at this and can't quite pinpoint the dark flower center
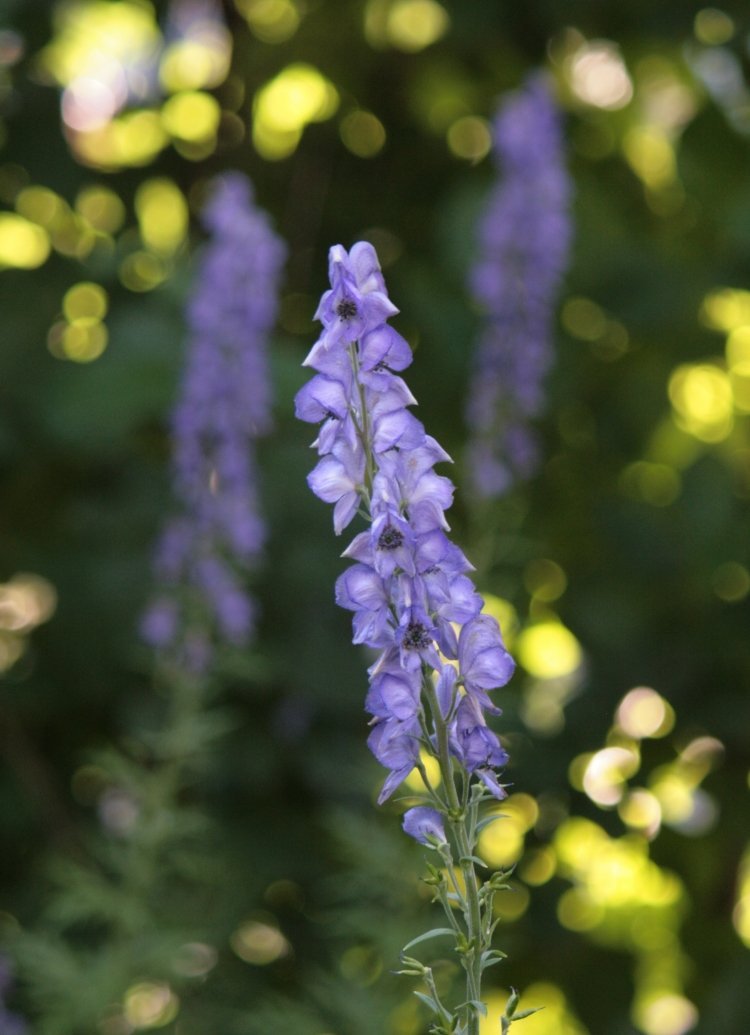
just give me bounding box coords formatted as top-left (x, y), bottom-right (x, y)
top-left (377, 525), bottom-right (404, 551)
top-left (336, 298), bottom-right (358, 321)
top-left (403, 621), bottom-right (431, 651)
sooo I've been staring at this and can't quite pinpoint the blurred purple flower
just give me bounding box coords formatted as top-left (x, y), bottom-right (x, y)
top-left (0, 956), bottom-right (26, 1035)
top-left (142, 172), bottom-right (286, 671)
top-left (466, 71), bottom-right (572, 497)
top-left (296, 242), bottom-right (514, 803)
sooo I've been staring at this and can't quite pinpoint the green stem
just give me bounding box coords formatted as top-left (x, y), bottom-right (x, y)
top-left (422, 674), bottom-right (484, 1035)
top-left (348, 340), bottom-right (376, 497)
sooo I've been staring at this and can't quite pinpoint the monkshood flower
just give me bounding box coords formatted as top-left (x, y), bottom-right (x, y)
top-left (466, 71), bottom-right (572, 497)
top-left (296, 242), bottom-right (526, 1034)
top-left (402, 806), bottom-right (446, 846)
top-left (142, 172), bottom-right (286, 671)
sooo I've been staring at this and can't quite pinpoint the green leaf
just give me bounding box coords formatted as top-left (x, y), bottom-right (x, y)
top-left (413, 991), bottom-right (440, 1014)
top-left (479, 949), bottom-right (508, 971)
top-left (513, 1007), bottom-right (544, 1021)
top-left (475, 812), bottom-right (508, 833)
top-left (402, 927), bottom-right (457, 952)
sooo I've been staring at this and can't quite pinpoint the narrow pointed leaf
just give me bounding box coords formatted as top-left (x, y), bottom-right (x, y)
top-left (402, 927), bottom-right (456, 952)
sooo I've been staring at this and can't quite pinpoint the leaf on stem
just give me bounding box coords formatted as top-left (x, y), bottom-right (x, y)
top-left (402, 927), bottom-right (457, 952)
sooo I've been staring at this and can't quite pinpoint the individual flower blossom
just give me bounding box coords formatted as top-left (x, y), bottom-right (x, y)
top-left (296, 241), bottom-right (514, 803)
top-left (402, 806), bottom-right (447, 846)
top-left (466, 71), bottom-right (572, 497)
top-left (142, 172), bottom-right (286, 671)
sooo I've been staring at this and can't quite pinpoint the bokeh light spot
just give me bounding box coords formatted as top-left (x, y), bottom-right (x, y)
top-left (711, 560), bottom-right (750, 601)
top-left (75, 184), bottom-right (125, 233)
top-left (74, 110), bottom-right (168, 170)
top-left (61, 322), bottom-right (108, 362)
top-left (493, 879), bottom-right (530, 922)
top-left (623, 126), bottom-right (676, 190)
top-left (161, 90), bottom-right (221, 144)
top-left (252, 63), bottom-right (339, 159)
top-left (480, 983), bottom-right (589, 1035)
top-left (568, 39), bottom-right (633, 110)
top-left (582, 746), bottom-right (640, 807)
top-left (0, 213), bottom-right (50, 268)
top-left (649, 772), bottom-right (695, 826)
top-left (502, 793), bottom-right (539, 832)
top-left (617, 687), bottom-right (674, 739)
top-left (701, 288), bottom-right (750, 332)
top-left (562, 296), bottom-right (608, 340)
top-left (123, 982), bottom-right (179, 1029)
top-left (694, 8), bottom-right (734, 45)
top-left (15, 185), bottom-right (65, 227)
top-left (620, 461), bottom-right (681, 507)
top-left (478, 795), bottom-right (537, 869)
top-left (635, 993), bottom-right (698, 1035)
top-left (159, 6), bottom-right (232, 95)
top-left (236, 0), bottom-right (301, 44)
top-left (404, 748), bottom-right (442, 791)
top-left (135, 178), bottom-right (188, 255)
top-left (733, 846), bottom-right (750, 946)
top-left (63, 281), bottom-right (108, 324)
top-left (376, 0), bottom-right (450, 53)
top-left (340, 110), bottom-right (386, 157)
top-left (519, 846), bottom-right (557, 886)
top-left (524, 559), bottom-right (567, 603)
top-left (516, 621), bottom-right (583, 680)
top-left (725, 325), bottom-right (750, 373)
top-left (618, 789), bottom-right (662, 839)
top-left (119, 250), bottom-right (169, 292)
top-left (668, 363), bottom-right (733, 443)
top-left (446, 116), bottom-right (491, 161)
top-left (172, 942), bottom-right (218, 978)
top-left (557, 887), bottom-right (604, 931)
top-left (231, 919), bottom-right (290, 964)
top-left (0, 574), bottom-right (57, 633)
top-left (481, 594), bottom-right (518, 648)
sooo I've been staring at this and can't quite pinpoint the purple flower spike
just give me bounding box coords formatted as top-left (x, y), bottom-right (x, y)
top-left (402, 806), bottom-right (447, 846)
top-left (142, 172), bottom-right (286, 672)
top-left (466, 72), bottom-right (572, 497)
top-left (296, 242), bottom-right (513, 803)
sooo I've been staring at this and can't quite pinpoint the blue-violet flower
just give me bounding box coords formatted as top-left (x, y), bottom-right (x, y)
top-left (296, 242), bottom-right (514, 803)
top-left (466, 71), bottom-right (572, 497)
top-left (142, 172), bottom-right (286, 671)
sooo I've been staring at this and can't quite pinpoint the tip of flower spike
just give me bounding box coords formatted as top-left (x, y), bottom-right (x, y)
top-left (350, 240), bottom-right (390, 297)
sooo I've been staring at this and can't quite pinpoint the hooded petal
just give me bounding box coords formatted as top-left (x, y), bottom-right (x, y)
top-left (372, 408), bottom-right (425, 454)
top-left (359, 323), bottom-right (413, 373)
top-left (402, 806), bottom-right (446, 845)
top-left (350, 240), bottom-right (389, 296)
top-left (335, 563), bottom-right (387, 612)
top-left (307, 454), bottom-right (354, 504)
top-left (458, 614), bottom-right (515, 693)
top-left (368, 668), bottom-right (421, 721)
top-left (294, 374), bottom-right (349, 423)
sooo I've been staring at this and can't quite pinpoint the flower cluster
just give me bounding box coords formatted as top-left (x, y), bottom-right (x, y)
top-left (296, 242), bottom-right (514, 806)
top-left (466, 71), bottom-right (572, 497)
top-left (142, 172), bottom-right (286, 671)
